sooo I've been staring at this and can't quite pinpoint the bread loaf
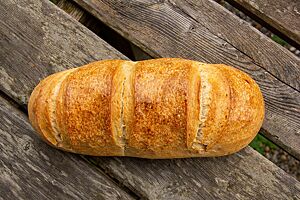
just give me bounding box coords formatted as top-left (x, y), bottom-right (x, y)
top-left (28, 58), bottom-right (264, 158)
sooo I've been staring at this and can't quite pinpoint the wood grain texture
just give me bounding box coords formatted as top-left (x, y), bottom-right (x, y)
top-left (91, 151), bottom-right (300, 199)
top-left (0, 0), bottom-right (127, 108)
top-left (73, 0), bottom-right (300, 91)
top-left (55, 0), bottom-right (151, 61)
top-left (227, 0), bottom-right (300, 47)
top-left (56, 0), bottom-right (85, 21)
top-left (71, 0), bottom-right (300, 160)
top-left (0, 97), bottom-right (134, 200)
top-left (1, 0), bottom-right (300, 199)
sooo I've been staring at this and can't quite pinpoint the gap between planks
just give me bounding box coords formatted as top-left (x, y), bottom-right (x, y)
top-left (73, 0), bottom-right (300, 91)
top-left (53, 0), bottom-right (152, 61)
top-left (225, 0), bottom-right (300, 49)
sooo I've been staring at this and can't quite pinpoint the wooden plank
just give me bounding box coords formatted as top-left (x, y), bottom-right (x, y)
top-left (73, 0), bottom-right (300, 91)
top-left (71, 0), bottom-right (300, 160)
top-left (54, 0), bottom-right (151, 61)
top-left (56, 0), bottom-right (85, 21)
top-left (1, 0), bottom-right (300, 199)
top-left (0, 96), bottom-right (134, 200)
top-left (93, 150), bottom-right (300, 199)
top-left (227, 0), bottom-right (300, 47)
top-left (0, 0), bottom-right (127, 108)
top-left (2, 98), bottom-right (300, 200)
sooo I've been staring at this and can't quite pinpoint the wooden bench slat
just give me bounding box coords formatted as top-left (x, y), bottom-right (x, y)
top-left (1, 0), bottom-right (300, 199)
top-left (71, 0), bottom-right (300, 160)
top-left (93, 151), bottom-right (300, 199)
top-left (0, 97), bottom-right (134, 200)
top-left (56, 0), bottom-right (86, 21)
top-left (74, 0), bottom-right (300, 91)
top-left (0, 0), bottom-right (127, 107)
top-left (2, 98), bottom-right (300, 200)
top-left (227, 0), bottom-right (300, 47)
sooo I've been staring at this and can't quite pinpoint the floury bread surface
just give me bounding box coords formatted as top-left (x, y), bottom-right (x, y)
top-left (28, 58), bottom-right (264, 158)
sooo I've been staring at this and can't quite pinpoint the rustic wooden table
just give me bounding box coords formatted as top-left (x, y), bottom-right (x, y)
top-left (1, 0), bottom-right (300, 199)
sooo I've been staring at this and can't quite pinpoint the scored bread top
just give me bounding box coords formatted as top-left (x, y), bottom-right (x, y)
top-left (56, 60), bottom-right (125, 155)
top-left (28, 58), bottom-right (264, 158)
top-left (126, 58), bottom-right (198, 158)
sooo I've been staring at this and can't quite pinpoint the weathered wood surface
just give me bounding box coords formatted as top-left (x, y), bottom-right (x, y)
top-left (54, 0), bottom-right (149, 61)
top-left (74, 0), bottom-right (300, 91)
top-left (56, 0), bottom-right (85, 21)
top-left (92, 151), bottom-right (300, 199)
top-left (0, 0), bottom-right (127, 108)
top-left (0, 97), bottom-right (134, 200)
top-left (1, 0), bottom-right (300, 199)
top-left (227, 0), bottom-right (300, 47)
top-left (1, 95), bottom-right (299, 200)
top-left (71, 0), bottom-right (300, 160)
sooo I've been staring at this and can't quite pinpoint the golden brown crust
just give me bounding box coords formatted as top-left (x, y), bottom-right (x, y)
top-left (29, 69), bottom-right (78, 149)
top-left (28, 58), bottom-right (264, 158)
top-left (60, 60), bottom-right (125, 155)
top-left (111, 61), bottom-right (127, 152)
top-left (33, 72), bottom-right (65, 146)
top-left (192, 64), bottom-right (232, 156)
top-left (28, 74), bottom-right (53, 144)
top-left (186, 63), bottom-right (202, 150)
top-left (126, 58), bottom-right (197, 158)
top-left (111, 60), bottom-right (137, 155)
top-left (206, 64), bottom-right (264, 155)
top-left (49, 69), bottom-right (78, 151)
top-left (119, 61), bottom-right (137, 156)
top-left (56, 69), bottom-right (73, 150)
